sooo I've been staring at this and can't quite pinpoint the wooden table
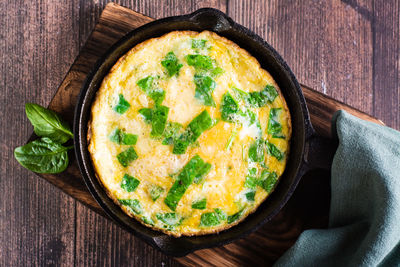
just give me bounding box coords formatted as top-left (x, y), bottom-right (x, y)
top-left (1, 1), bottom-right (399, 266)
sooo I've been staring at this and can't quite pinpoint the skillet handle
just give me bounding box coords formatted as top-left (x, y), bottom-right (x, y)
top-left (302, 134), bottom-right (338, 172)
top-left (188, 8), bottom-right (233, 32)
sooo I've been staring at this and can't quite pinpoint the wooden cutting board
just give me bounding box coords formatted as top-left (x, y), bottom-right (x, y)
top-left (33, 3), bottom-right (383, 266)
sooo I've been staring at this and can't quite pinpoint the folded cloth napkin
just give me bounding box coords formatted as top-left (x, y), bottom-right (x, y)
top-left (275, 110), bottom-right (400, 267)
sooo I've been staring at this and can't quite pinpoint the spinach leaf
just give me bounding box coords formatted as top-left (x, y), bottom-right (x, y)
top-left (149, 88), bottom-right (166, 106)
top-left (173, 110), bottom-right (213, 154)
top-left (232, 87), bottom-right (250, 104)
top-left (148, 184), bottom-right (164, 201)
top-left (121, 133), bottom-right (138, 145)
top-left (120, 174), bottom-right (140, 192)
top-left (194, 74), bottom-right (216, 107)
top-left (141, 216), bottom-right (154, 226)
top-left (156, 213), bottom-right (182, 227)
top-left (151, 105), bottom-right (169, 137)
top-left (136, 76), bottom-right (165, 105)
top-left (220, 92), bottom-right (240, 123)
top-left (200, 212), bottom-right (220, 227)
top-left (139, 105), bottom-right (169, 137)
top-left (192, 198), bottom-right (207, 210)
top-left (245, 191), bottom-right (256, 201)
top-left (193, 161), bottom-right (212, 184)
top-left (161, 51), bottom-right (183, 77)
top-left (214, 208), bottom-right (227, 221)
top-left (113, 94), bottom-right (131, 114)
top-left (225, 129), bottom-right (238, 151)
top-left (268, 108), bottom-right (285, 139)
top-left (136, 76), bottom-right (154, 91)
top-left (186, 54), bottom-right (214, 71)
top-left (191, 39), bottom-right (207, 49)
top-left (117, 147), bottom-right (138, 167)
top-left (118, 199), bottom-right (142, 214)
top-left (210, 67), bottom-right (224, 77)
top-left (138, 108), bottom-right (153, 123)
top-left (14, 137), bottom-right (72, 173)
top-left (247, 85), bottom-right (278, 108)
top-left (262, 85), bottom-right (279, 103)
top-left (227, 209), bottom-right (244, 224)
top-left (258, 170), bottom-right (278, 193)
top-left (25, 103), bottom-right (73, 144)
top-left (248, 139), bottom-right (265, 162)
top-left (162, 122), bottom-right (182, 145)
top-left (200, 209), bottom-right (226, 227)
top-left (187, 110), bottom-right (213, 141)
top-left (244, 167), bottom-right (258, 188)
top-left (265, 141), bottom-right (284, 161)
top-left (110, 128), bottom-right (138, 145)
top-left (164, 155), bottom-right (211, 211)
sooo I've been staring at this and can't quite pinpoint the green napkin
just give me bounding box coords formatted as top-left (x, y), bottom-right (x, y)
top-left (275, 110), bottom-right (400, 267)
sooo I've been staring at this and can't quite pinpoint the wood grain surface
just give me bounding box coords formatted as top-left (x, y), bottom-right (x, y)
top-left (1, 1), bottom-right (398, 266)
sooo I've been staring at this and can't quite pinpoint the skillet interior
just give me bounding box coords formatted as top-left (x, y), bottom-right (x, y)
top-left (74, 8), bottom-right (312, 256)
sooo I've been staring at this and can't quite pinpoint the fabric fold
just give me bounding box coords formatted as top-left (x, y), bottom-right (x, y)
top-left (275, 110), bottom-right (400, 267)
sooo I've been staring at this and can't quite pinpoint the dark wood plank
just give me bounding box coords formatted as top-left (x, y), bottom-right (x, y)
top-left (373, 0), bottom-right (400, 130)
top-left (0, 0), bottom-right (80, 266)
top-left (228, 0), bottom-right (374, 119)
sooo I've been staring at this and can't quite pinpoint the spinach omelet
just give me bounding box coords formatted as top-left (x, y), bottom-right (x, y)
top-left (88, 31), bottom-right (291, 236)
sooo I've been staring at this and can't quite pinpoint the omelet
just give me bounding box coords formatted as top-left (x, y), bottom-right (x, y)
top-left (88, 31), bottom-right (291, 236)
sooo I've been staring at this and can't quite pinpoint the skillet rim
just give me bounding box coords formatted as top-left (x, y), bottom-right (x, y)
top-left (74, 7), bottom-right (312, 256)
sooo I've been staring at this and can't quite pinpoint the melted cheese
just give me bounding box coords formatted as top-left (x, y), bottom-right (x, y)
top-left (89, 31), bottom-right (291, 236)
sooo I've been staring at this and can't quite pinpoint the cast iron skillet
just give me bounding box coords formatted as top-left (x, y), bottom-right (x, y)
top-left (74, 8), bottom-right (336, 257)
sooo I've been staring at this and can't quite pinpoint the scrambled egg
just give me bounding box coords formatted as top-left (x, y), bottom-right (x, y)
top-left (88, 31), bottom-right (291, 236)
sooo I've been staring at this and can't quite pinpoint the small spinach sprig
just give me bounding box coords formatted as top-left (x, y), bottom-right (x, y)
top-left (14, 103), bottom-right (74, 173)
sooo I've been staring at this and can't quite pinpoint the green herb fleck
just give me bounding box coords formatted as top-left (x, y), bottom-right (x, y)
top-left (116, 147), bottom-right (138, 167)
top-left (161, 51), bottom-right (183, 77)
top-left (265, 141), bottom-right (284, 161)
top-left (156, 213), bottom-right (182, 227)
top-left (245, 191), bottom-right (256, 201)
top-left (164, 155), bottom-right (211, 211)
top-left (225, 128), bottom-right (238, 151)
top-left (200, 208), bottom-right (226, 227)
top-left (141, 216), bottom-right (154, 226)
top-left (268, 108), bottom-right (285, 139)
top-left (247, 85), bottom-right (278, 108)
top-left (138, 108), bottom-right (153, 123)
top-left (173, 110), bottom-right (213, 154)
top-left (248, 139), bottom-right (265, 162)
top-left (210, 67), bottom-right (224, 77)
top-left (185, 54), bottom-right (214, 71)
top-left (136, 76), bottom-right (165, 105)
top-left (232, 87), bottom-right (250, 104)
top-left (192, 198), bottom-right (207, 210)
top-left (259, 170), bottom-right (278, 193)
top-left (110, 128), bottom-right (138, 145)
top-left (194, 74), bottom-right (216, 107)
top-left (136, 76), bottom-right (154, 91)
top-left (221, 91), bottom-right (240, 123)
top-left (192, 39), bottom-right (207, 49)
top-left (162, 122), bottom-right (183, 145)
top-left (244, 168), bottom-right (258, 188)
top-left (118, 199), bottom-right (142, 214)
top-left (148, 184), bottom-right (164, 201)
top-left (150, 105), bottom-right (169, 137)
top-left (121, 174), bottom-right (140, 192)
top-left (227, 209), bottom-right (244, 224)
top-left (113, 94), bottom-right (131, 114)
